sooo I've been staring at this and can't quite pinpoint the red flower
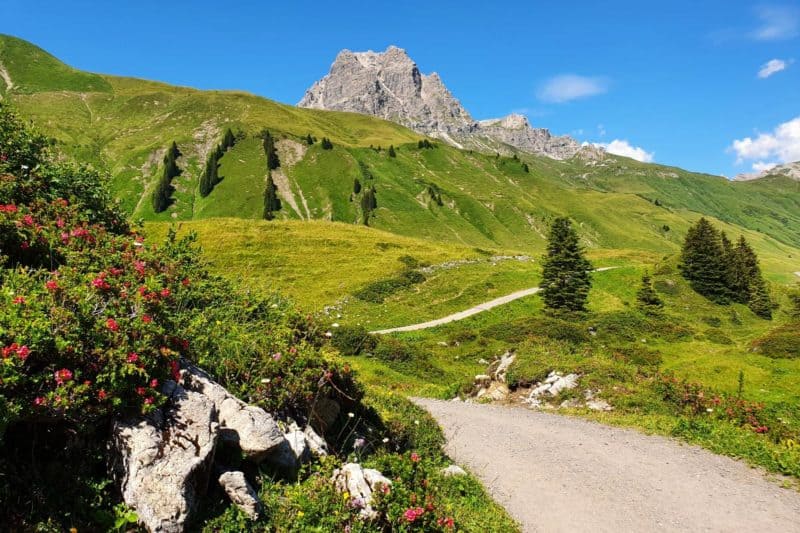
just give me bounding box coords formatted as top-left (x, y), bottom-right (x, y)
top-left (181, 278), bottom-right (191, 286)
top-left (109, 267), bottom-right (124, 276)
top-left (169, 360), bottom-right (181, 382)
top-left (54, 368), bottom-right (73, 385)
top-left (127, 352), bottom-right (139, 363)
top-left (141, 314), bottom-right (153, 324)
top-left (16, 345), bottom-right (30, 361)
top-left (144, 396), bottom-right (154, 405)
top-left (106, 318), bottom-right (120, 331)
top-left (150, 378), bottom-right (159, 388)
top-left (160, 288), bottom-right (171, 298)
top-left (134, 260), bottom-right (146, 277)
top-left (12, 296), bottom-right (25, 304)
top-left (136, 387), bottom-right (146, 396)
top-left (402, 507), bottom-right (425, 522)
top-left (410, 452), bottom-right (420, 463)
top-left (0, 203), bottom-right (18, 213)
top-left (20, 214), bottom-right (35, 227)
top-left (97, 389), bottom-right (108, 400)
top-left (2, 343), bottom-right (19, 358)
top-left (45, 280), bottom-right (59, 291)
top-left (33, 397), bottom-right (46, 406)
top-left (437, 517), bottom-right (455, 528)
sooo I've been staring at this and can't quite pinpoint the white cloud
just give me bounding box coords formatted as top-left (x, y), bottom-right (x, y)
top-left (593, 139), bottom-right (654, 162)
top-left (757, 58), bottom-right (789, 78)
top-left (751, 6), bottom-right (799, 40)
top-left (752, 161), bottom-right (778, 173)
top-left (730, 116), bottom-right (800, 164)
top-left (538, 75), bottom-right (608, 103)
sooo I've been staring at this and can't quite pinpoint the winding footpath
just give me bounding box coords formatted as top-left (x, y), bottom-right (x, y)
top-left (414, 399), bottom-right (800, 532)
top-left (371, 267), bottom-right (618, 334)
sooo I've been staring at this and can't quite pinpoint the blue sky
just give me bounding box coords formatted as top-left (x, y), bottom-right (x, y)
top-left (2, 0), bottom-right (799, 176)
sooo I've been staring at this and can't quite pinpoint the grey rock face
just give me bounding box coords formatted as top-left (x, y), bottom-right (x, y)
top-left (110, 380), bottom-right (218, 533)
top-left (332, 463), bottom-right (392, 520)
top-left (734, 161), bottom-right (800, 182)
top-left (218, 470), bottom-right (262, 519)
top-left (182, 364), bottom-right (284, 462)
top-left (299, 47), bottom-right (582, 159)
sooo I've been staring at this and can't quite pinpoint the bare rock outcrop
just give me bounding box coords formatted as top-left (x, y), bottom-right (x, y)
top-left (299, 46), bottom-right (583, 159)
top-left (332, 463), bottom-right (392, 519)
top-left (111, 380), bottom-right (218, 533)
top-left (218, 470), bottom-right (262, 520)
top-left (182, 364), bottom-right (284, 461)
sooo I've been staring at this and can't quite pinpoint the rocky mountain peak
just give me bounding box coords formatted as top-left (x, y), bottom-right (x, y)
top-left (299, 47), bottom-right (582, 159)
top-left (733, 161), bottom-right (800, 182)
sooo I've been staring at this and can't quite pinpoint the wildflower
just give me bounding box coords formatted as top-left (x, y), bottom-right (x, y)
top-left (92, 276), bottom-right (111, 290)
top-left (106, 318), bottom-right (120, 331)
top-left (134, 260), bottom-right (146, 276)
top-left (160, 288), bottom-right (171, 298)
top-left (98, 389), bottom-right (108, 400)
top-left (437, 516), bottom-right (455, 528)
top-left (20, 214), bottom-right (35, 227)
top-left (141, 314), bottom-right (153, 324)
top-left (150, 378), bottom-right (159, 388)
top-left (0, 204), bottom-right (17, 213)
top-left (20, 241), bottom-right (30, 250)
top-left (380, 483), bottom-right (391, 495)
top-left (169, 360), bottom-right (181, 382)
top-left (2, 343), bottom-right (19, 358)
top-left (325, 331), bottom-right (332, 338)
top-left (136, 387), bottom-right (146, 396)
top-left (45, 279), bottom-right (59, 291)
top-left (403, 507), bottom-right (425, 522)
top-left (181, 277), bottom-right (191, 286)
top-left (382, 437), bottom-right (389, 444)
top-left (297, 511), bottom-right (304, 518)
top-left (410, 452), bottom-right (420, 463)
top-left (16, 345), bottom-right (30, 361)
top-left (272, 352), bottom-right (282, 361)
top-left (127, 352), bottom-right (139, 363)
top-left (343, 491), bottom-right (350, 501)
top-left (144, 396), bottom-right (154, 405)
top-left (33, 397), bottom-right (46, 406)
top-left (348, 412), bottom-right (355, 418)
top-left (353, 437), bottom-right (366, 449)
top-left (12, 296), bottom-right (25, 304)
top-left (706, 408), bottom-right (713, 413)
top-left (261, 378), bottom-right (271, 384)
top-left (54, 368), bottom-right (73, 385)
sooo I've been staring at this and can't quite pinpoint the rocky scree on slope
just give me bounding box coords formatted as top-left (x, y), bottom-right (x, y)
top-left (299, 46), bottom-right (582, 159)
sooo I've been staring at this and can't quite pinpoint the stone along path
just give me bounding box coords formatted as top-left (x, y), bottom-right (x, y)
top-left (371, 267), bottom-right (618, 334)
top-left (414, 399), bottom-right (800, 533)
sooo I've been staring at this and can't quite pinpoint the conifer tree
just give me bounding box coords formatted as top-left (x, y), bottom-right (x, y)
top-left (306, 133), bottom-right (314, 145)
top-left (262, 130), bottom-right (280, 170)
top-left (353, 177), bottom-right (362, 195)
top-left (222, 128), bottom-right (236, 150)
top-left (747, 277), bottom-right (772, 319)
top-left (522, 162), bottom-right (529, 173)
top-left (152, 142), bottom-right (181, 212)
top-left (388, 145), bottom-right (396, 158)
top-left (636, 272), bottom-right (663, 310)
top-left (321, 137), bottom-right (333, 150)
top-left (539, 217), bottom-right (592, 312)
top-left (263, 171), bottom-right (281, 220)
top-left (679, 218), bottom-right (728, 302)
top-left (360, 186), bottom-right (378, 225)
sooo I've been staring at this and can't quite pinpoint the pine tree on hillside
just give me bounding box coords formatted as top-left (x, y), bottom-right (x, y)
top-left (360, 186), bottom-right (378, 226)
top-left (262, 130), bottom-right (280, 170)
top-left (522, 162), bottom-right (530, 173)
top-left (636, 272), bottom-right (663, 310)
top-left (199, 149), bottom-right (220, 197)
top-left (152, 141), bottom-right (181, 213)
top-left (263, 171), bottom-right (282, 220)
top-left (321, 137), bottom-right (333, 150)
top-left (305, 133), bottom-right (314, 145)
top-left (747, 277), bottom-right (772, 319)
top-left (679, 218), bottom-right (728, 303)
top-left (539, 217), bottom-right (592, 312)
top-left (353, 177), bottom-right (362, 195)
top-left (222, 128), bottom-right (236, 151)
top-left (388, 145), bottom-right (396, 158)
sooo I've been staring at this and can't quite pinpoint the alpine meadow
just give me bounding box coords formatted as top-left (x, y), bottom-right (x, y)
top-left (1, 11), bottom-right (800, 532)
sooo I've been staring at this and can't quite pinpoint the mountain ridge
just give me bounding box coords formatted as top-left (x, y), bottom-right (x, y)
top-left (299, 46), bottom-right (582, 159)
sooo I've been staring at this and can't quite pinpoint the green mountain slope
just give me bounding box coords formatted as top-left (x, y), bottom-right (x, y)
top-left (2, 34), bottom-right (798, 280)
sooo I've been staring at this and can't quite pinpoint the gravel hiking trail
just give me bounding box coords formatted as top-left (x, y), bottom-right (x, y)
top-left (414, 399), bottom-right (800, 533)
top-left (371, 267), bottom-right (617, 334)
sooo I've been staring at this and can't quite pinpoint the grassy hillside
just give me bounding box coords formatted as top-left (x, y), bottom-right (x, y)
top-left (2, 34), bottom-right (799, 276)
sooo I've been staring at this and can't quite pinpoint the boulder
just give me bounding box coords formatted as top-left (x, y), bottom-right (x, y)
top-left (303, 425), bottom-right (329, 456)
top-left (332, 463), bottom-right (392, 520)
top-left (218, 470), bottom-right (261, 520)
top-left (491, 351), bottom-right (516, 383)
top-left (110, 380), bottom-right (218, 533)
top-left (440, 464), bottom-right (467, 477)
top-left (182, 364), bottom-right (284, 462)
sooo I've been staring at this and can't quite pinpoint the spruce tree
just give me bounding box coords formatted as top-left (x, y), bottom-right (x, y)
top-left (152, 142), bottom-right (181, 212)
top-left (748, 277), bottom-right (772, 319)
top-left (539, 217), bottom-right (592, 312)
top-left (262, 171), bottom-right (282, 220)
top-left (353, 177), bottom-right (362, 195)
top-left (522, 162), bottom-right (529, 173)
top-left (636, 272), bottom-right (663, 310)
top-left (222, 128), bottom-right (235, 150)
top-left (262, 130), bottom-right (280, 170)
top-left (306, 133), bottom-right (314, 145)
top-left (387, 145), bottom-right (396, 158)
top-left (679, 218), bottom-right (728, 302)
top-left (321, 137), bottom-right (333, 150)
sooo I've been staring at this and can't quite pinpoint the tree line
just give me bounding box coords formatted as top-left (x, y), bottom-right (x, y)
top-left (679, 218), bottom-right (772, 318)
top-left (199, 128), bottom-right (236, 197)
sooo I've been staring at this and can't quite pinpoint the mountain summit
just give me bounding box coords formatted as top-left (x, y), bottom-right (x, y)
top-left (299, 46), bottom-right (581, 159)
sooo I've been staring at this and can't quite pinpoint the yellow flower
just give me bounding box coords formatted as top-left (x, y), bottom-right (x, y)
top-left (297, 511), bottom-right (305, 518)
top-left (343, 491), bottom-right (350, 500)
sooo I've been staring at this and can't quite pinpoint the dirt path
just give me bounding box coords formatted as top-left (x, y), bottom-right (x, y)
top-left (371, 267), bottom-right (617, 334)
top-left (414, 399), bottom-right (800, 532)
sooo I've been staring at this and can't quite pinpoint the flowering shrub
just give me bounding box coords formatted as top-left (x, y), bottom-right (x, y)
top-left (655, 374), bottom-right (796, 441)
